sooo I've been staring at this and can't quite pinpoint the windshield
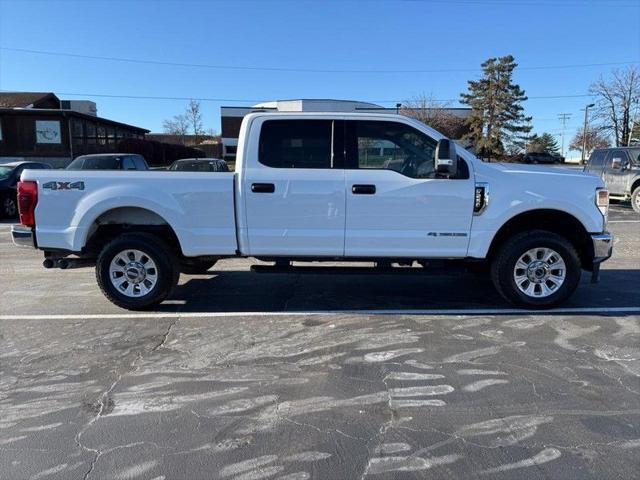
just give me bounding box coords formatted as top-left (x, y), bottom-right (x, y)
top-left (67, 156), bottom-right (121, 170)
top-left (0, 166), bottom-right (13, 179)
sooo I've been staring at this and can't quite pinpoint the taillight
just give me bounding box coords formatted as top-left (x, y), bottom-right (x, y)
top-left (17, 181), bottom-right (38, 227)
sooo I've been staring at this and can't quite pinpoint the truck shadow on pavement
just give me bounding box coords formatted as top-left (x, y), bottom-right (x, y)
top-left (163, 268), bottom-right (640, 314)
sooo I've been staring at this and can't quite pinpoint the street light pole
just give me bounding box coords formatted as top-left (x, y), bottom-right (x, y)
top-left (581, 103), bottom-right (595, 164)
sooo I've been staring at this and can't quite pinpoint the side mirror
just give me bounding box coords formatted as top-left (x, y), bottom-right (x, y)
top-left (435, 139), bottom-right (458, 177)
top-left (611, 157), bottom-right (628, 170)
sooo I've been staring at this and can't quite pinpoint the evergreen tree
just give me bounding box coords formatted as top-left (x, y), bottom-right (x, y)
top-left (527, 132), bottom-right (560, 153)
top-left (460, 55), bottom-right (532, 160)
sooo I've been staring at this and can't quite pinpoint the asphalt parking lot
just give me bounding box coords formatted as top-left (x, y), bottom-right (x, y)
top-left (1, 204), bottom-right (639, 479)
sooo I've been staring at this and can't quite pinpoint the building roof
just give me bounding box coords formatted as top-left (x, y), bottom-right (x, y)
top-left (0, 107), bottom-right (149, 133)
top-left (0, 92), bottom-right (60, 108)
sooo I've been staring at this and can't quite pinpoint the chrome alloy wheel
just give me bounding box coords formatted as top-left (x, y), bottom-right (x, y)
top-left (109, 249), bottom-right (158, 297)
top-left (513, 247), bottom-right (566, 298)
top-left (635, 192), bottom-right (640, 210)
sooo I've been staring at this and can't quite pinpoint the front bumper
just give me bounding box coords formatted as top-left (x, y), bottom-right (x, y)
top-left (591, 232), bottom-right (613, 263)
top-left (11, 225), bottom-right (36, 248)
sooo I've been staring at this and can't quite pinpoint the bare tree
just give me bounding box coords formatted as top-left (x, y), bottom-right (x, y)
top-left (401, 93), bottom-right (468, 140)
top-left (590, 66), bottom-right (640, 146)
top-left (569, 127), bottom-right (611, 157)
top-left (162, 100), bottom-right (206, 145)
top-left (185, 99), bottom-right (205, 144)
top-left (162, 114), bottom-right (189, 141)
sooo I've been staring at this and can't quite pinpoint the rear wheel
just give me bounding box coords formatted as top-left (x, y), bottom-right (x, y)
top-left (2, 195), bottom-right (17, 218)
top-left (491, 230), bottom-right (581, 308)
top-left (96, 233), bottom-right (179, 310)
top-left (631, 187), bottom-right (640, 214)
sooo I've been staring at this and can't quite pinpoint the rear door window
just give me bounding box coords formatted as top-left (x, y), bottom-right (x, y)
top-left (259, 120), bottom-right (333, 169)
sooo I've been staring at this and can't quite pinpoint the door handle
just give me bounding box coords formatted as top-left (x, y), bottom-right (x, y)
top-left (251, 183), bottom-right (275, 193)
top-left (352, 184), bottom-right (376, 195)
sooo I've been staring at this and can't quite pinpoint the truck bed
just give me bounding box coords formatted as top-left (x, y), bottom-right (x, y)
top-left (20, 169), bottom-right (238, 256)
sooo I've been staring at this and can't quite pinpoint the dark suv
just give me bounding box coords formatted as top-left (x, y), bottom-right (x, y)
top-left (584, 147), bottom-right (640, 213)
top-left (523, 151), bottom-right (563, 164)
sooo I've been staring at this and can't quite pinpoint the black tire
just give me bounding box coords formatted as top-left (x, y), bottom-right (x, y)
top-left (96, 233), bottom-right (180, 310)
top-left (2, 195), bottom-right (17, 218)
top-left (180, 259), bottom-right (217, 274)
top-left (632, 187), bottom-right (640, 214)
top-left (490, 230), bottom-right (581, 309)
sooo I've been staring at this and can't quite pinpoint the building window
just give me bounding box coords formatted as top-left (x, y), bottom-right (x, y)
top-left (72, 118), bottom-right (84, 146)
top-left (35, 120), bottom-right (62, 144)
top-left (86, 122), bottom-right (97, 144)
top-left (107, 127), bottom-right (115, 145)
top-left (97, 125), bottom-right (107, 145)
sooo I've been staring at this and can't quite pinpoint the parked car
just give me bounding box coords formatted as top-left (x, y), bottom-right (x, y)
top-left (168, 158), bottom-right (229, 172)
top-left (66, 153), bottom-right (148, 171)
top-left (584, 147), bottom-right (640, 213)
top-left (12, 112), bottom-right (612, 310)
top-left (523, 152), bottom-right (562, 164)
top-left (0, 161), bottom-right (51, 218)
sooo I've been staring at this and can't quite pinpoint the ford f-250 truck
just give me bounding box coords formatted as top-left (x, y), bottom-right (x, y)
top-left (11, 112), bottom-right (613, 310)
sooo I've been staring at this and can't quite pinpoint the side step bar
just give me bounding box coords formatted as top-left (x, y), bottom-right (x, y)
top-left (250, 265), bottom-right (428, 275)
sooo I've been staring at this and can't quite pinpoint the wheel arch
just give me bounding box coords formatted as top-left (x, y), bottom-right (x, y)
top-left (83, 206), bottom-right (183, 257)
top-left (486, 209), bottom-right (594, 271)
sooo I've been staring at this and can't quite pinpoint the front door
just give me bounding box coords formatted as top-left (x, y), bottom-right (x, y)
top-left (243, 119), bottom-right (346, 257)
top-left (343, 120), bottom-right (474, 258)
top-left (603, 149), bottom-right (630, 195)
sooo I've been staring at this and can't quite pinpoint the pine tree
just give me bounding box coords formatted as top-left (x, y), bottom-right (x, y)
top-left (460, 55), bottom-right (532, 160)
top-left (527, 132), bottom-right (560, 153)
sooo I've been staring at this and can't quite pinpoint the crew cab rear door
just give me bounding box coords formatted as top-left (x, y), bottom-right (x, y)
top-left (242, 118), bottom-right (346, 256)
top-left (343, 119), bottom-right (474, 258)
top-left (603, 149), bottom-right (630, 195)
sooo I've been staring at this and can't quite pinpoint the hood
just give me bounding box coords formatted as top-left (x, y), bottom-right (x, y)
top-left (480, 162), bottom-right (603, 183)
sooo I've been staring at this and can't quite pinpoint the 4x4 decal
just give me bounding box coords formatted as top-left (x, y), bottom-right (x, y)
top-left (43, 181), bottom-right (85, 191)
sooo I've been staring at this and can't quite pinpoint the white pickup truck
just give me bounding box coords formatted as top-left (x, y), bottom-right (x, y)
top-left (12, 112), bottom-right (613, 310)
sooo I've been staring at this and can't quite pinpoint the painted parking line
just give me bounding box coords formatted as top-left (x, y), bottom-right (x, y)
top-left (1, 306), bottom-right (639, 321)
top-left (609, 220), bottom-right (640, 223)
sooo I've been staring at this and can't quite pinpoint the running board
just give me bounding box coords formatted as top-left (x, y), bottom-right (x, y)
top-left (250, 265), bottom-right (427, 275)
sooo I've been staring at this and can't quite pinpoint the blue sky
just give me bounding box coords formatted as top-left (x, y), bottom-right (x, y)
top-left (1, 0), bottom-right (639, 155)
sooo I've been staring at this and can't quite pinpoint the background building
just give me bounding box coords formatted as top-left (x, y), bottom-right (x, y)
top-left (0, 92), bottom-right (148, 167)
top-left (220, 99), bottom-right (471, 161)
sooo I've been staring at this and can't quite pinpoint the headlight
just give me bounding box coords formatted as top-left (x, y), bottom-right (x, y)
top-left (596, 188), bottom-right (609, 223)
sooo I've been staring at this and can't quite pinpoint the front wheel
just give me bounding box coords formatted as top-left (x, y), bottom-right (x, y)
top-left (491, 231), bottom-right (581, 308)
top-left (96, 233), bottom-right (179, 310)
top-left (632, 187), bottom-right (640, 214)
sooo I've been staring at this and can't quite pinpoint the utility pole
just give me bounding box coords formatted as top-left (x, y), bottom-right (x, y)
top-left (558, 113), bottom-right (572, 157)
top-left (581, 103), bottom-right (595, 164)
